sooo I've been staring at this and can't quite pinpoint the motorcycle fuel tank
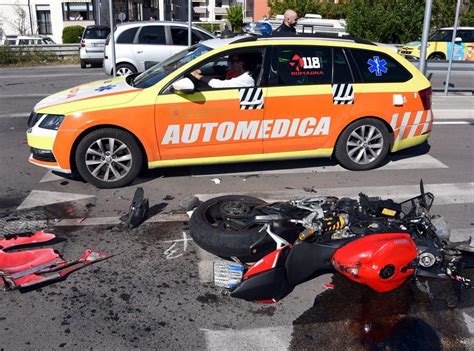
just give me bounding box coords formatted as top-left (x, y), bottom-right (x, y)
top-left (331, 233), bottom-right (417, 293)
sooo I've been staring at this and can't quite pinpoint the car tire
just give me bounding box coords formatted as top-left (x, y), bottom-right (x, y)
top-left (75, 128), bottom-right (143, 189)
top-left (428, 53), bottom-right (445, 60)
top-left (335, 118), bottom-right (390, 171)
top-left (80, 60), bottom-right (87, 69)
top-left (189, 195), bottom-right (268, 263)
top-left (115, 63), bottom-right (137, 77)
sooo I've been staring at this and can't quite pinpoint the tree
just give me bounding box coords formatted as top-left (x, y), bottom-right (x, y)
top-left (8, 4), bottom-right (31, 35)
top-left (226, 5), bottom-right (243, 32)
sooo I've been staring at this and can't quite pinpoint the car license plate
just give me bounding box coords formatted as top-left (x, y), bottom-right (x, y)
top-left (213, 261), bottom-right (244, 289)
top-left (94, 43), bottom-right (104, 47)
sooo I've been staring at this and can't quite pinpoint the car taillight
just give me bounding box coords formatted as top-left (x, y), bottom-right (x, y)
top-left (80, 39), bottom-right (85, 48)
top-left (419, 87), bottom-right (432, 110)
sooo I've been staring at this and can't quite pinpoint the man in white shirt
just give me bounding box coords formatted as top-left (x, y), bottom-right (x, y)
top-left (190, 54), bottom-right (255, 88)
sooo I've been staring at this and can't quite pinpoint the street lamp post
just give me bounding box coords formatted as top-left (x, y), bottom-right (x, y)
top-left (108, 0), bottom-right (116, 77)
top-left (188, 0), bottom-right (192, 47)
top-left (444, 0), bottom-right (462, 96)
top-left (418, 0), bottom-right (433, 75)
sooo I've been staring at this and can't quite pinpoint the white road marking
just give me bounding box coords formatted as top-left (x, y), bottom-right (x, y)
top-left (1, 73), bottom-right (101, 79)
top-left (16, 190), bottom-right (96, 210)
top-left (0, 94), bottom-right (48, 98)
top-left (0, 113), bottom-right (30, 118)
top-left (40, 171), bottom-right (66, 183)
top-left (197, 247), bottom-right (218, 283)
top-left (192, 154), bottom-right (447, 178)
top-left (202, 326), bottom-right (292, 351)
top-left (463, 313), bottom-right (474, 335)
top-left (434, 121), bottom-right (474, 125)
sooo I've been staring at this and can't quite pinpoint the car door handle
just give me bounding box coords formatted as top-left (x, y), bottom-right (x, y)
top-left (136, 50), bottom-right (143, 54)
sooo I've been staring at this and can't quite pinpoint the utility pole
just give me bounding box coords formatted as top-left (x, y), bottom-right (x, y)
top-left (418, 0), bottom-right (433, 75)
top-left (444, 0), bottom-right (462, 96)
top-left (109, 0), bottom-right (116, 77)
top-left (188, 0), bottom-right (192, 47)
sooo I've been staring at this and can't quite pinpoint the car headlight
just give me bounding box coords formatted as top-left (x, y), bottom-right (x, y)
top-left (38, 114), bottom-right (65, 130)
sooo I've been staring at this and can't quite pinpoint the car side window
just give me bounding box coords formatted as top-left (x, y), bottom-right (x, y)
top-left (350, 49), bottom-right (412, 83)
top-left (333, 48), bottom-right (353, 84)
top-left (170, 27), bottom-right (200, 46)
top-left (457, 30), bottom-right (472, 42)
top-left (270, 45), bottom-right (332, 86)
top-left (137, 26), bottom-right (166, 45)
top-left (19, 39), bottom-right (28, 45)
top-left (117, 27), bottom-right (138, 44)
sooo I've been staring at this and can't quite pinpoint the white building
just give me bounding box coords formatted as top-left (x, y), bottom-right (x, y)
top-left (192, 0), bottom-right (252, 23)
top-left (0, 0), bottom-right (95, 43)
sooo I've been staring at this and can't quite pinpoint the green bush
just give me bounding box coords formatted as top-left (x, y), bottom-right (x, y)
top-left (195, 22), bottom-right (218, 34)
top-left (63, 25), bottom-right (84, 43)
top-left (226, 5), bottom-right (243, 32)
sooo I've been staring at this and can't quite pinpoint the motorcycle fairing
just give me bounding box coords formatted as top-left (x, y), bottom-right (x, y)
top-left (0, 231), bottom-right (56, 250)
top-left (332, 233), bottom-right (417, 293)
top-left (231, 246), bottom-right (294, 302)
top-left (1, 249), bottom-right (112, 290)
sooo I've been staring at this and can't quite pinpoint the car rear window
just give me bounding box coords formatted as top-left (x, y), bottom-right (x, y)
top-left (270, 45), bottom-right (332, 86)
top-left (117, 27), bottom-right (138, 44)
top-left (137, 25), bottom-right (166, 45)
top-left (84, 27), bottom-right (110, 39)
top-left (349, 49), bottom-right (412, 83)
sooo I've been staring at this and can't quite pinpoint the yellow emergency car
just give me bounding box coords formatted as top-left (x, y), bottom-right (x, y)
top-left (27, 33), bottom-right (433, 188)
top-left (398, 27), bottom-right (474, 61)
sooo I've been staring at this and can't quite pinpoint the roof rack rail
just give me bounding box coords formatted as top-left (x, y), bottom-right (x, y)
top-left (231, 36), bottom-right (259, 44)
top-left (268, 32), bottom-right (375, 45)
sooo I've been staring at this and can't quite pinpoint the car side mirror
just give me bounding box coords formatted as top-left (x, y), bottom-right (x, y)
top-left (171, 77), bottom-right (195, 94)
top-left (455, 37), bottom-right (462, 43)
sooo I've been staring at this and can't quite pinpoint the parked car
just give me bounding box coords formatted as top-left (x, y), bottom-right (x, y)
top-left (80, 25), bottom-right (110, 68)
top-left (103, 21), bottom-right (214, 76)
top-left (3, 35), bottom-right (55, 45)
top-left (27, 33), bottom-right (433, 188)
top-left (398, 27), bottom-right (474, 61)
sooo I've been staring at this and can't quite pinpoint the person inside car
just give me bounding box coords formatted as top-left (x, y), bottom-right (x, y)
top-left (275, 9), bottom-right (298, 33)
top-left (191, 53), bottom-right (255, 88)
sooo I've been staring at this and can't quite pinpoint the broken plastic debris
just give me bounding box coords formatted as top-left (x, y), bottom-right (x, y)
top-left (121, 187), bottom-right (149, 229)
top-left (303, 186), bottom-right (317, 193)
top-left (323, 283), bottom-right (335, 289)
top-left (210, 178), bottom-right (221, 184)
top-left (179, 196), bottom-right (200, 211)
top-left (76, 217), bottom-right (86, 224)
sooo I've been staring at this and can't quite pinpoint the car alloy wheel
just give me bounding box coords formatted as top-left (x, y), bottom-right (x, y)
top-left (346, 125), bottom-right (384, 165)
top-left (85, 137), bottom-right (132, 182)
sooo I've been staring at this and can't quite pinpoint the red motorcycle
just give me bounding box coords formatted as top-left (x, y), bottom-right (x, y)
top-left (189, 181), bottom-right (474, 303)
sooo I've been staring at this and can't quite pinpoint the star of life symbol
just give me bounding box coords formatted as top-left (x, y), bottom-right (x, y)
top-left (95, 84), bottom-right (116, 92)
top-left (367, 56), bottom-right (388, 76)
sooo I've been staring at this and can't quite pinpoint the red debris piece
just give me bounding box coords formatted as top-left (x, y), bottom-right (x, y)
top-left (323, 283), bottom-right (335, 289)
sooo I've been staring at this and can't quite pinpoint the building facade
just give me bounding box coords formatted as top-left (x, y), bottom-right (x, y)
top-left (0, 0), bottom-right (97, 43)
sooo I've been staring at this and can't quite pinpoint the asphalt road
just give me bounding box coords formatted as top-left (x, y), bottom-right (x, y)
top-left (0, 65), bottom-right (473, 350)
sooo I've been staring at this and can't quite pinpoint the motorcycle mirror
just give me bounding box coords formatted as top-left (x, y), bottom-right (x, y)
top-left (420, 179), bottom-right (427, 208)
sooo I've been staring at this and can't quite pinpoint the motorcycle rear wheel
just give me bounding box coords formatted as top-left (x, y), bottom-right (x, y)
top-left (189, 195), bottom-right (268, 263)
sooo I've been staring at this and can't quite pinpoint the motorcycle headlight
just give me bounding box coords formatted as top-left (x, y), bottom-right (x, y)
top-left (38, 114), bottom-right (65, 130)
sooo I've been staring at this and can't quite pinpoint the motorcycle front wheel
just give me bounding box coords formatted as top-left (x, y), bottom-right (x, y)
top-left (189, 195), bottom-right (268, 263)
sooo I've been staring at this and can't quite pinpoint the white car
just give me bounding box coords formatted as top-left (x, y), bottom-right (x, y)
top-left (80, 25), bottom-right (110, 68)
top-left (3, 35), bottom-right (55, 45)
top-left (103, 21), bottom-right (214, 76)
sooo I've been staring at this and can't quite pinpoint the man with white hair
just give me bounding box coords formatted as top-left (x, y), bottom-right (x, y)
top-left (275, 9), bottom-right (298, 33)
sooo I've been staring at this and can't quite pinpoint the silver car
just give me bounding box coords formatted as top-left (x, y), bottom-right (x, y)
top-left (103, 21), bottom-right (214, 76)
top-left (80, 25), bottom-right (110, 68)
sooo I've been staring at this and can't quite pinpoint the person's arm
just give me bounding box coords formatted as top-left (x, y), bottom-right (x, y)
top-left (208, 72), bottom-right (255, 88)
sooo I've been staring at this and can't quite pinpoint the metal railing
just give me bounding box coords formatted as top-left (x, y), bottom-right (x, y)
top-left (6, 44), bottom-right (80, 59)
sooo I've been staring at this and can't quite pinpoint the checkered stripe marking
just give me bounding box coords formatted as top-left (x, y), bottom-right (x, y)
top-left (332, 84), bottom-right (354, 105)
top-left (239, 88), bottom-right (264, 110)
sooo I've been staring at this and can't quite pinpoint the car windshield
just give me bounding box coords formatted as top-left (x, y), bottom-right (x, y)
top-left (132, 44), bottom-right (212, 89)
